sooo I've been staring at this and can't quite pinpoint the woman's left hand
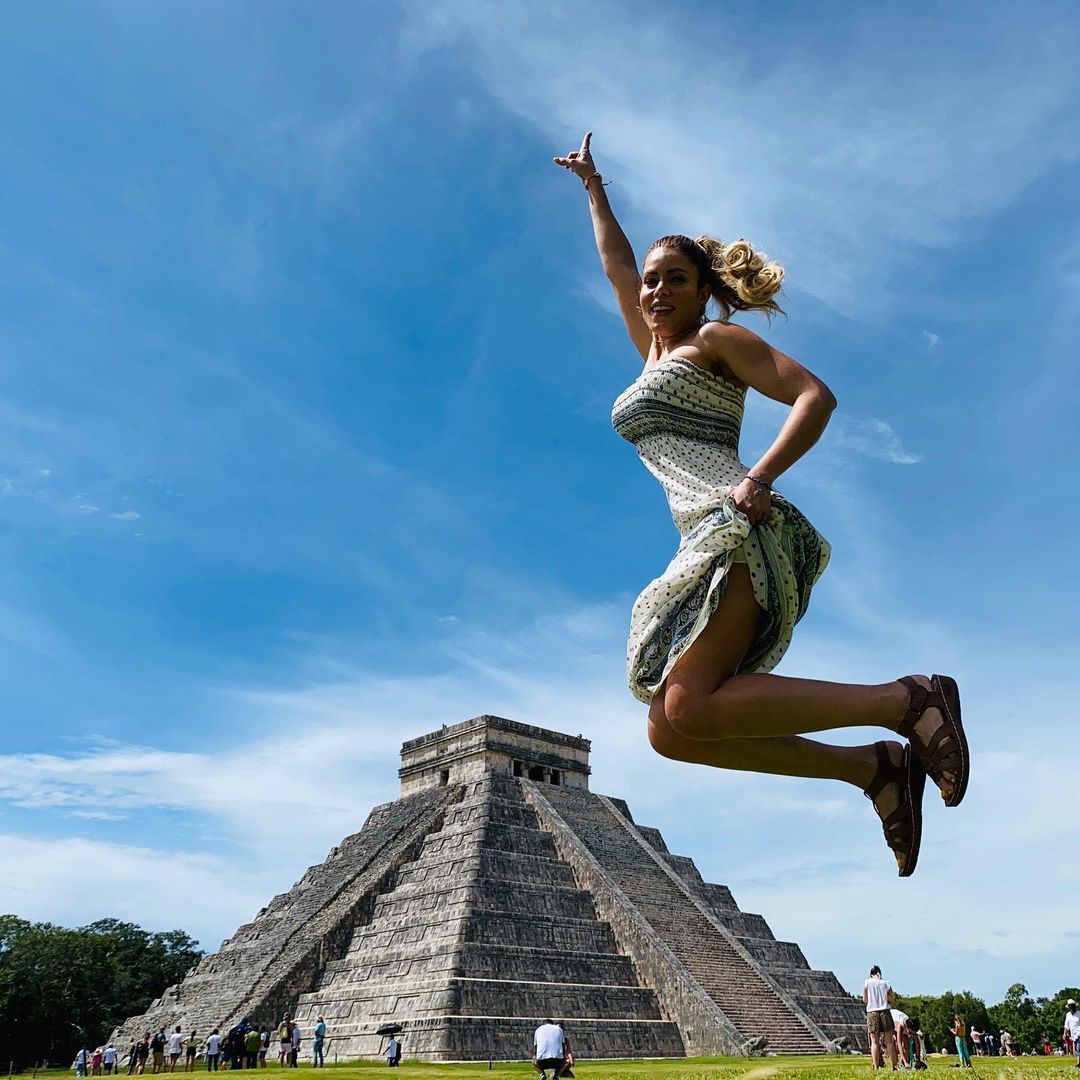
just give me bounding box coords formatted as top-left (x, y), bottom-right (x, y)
top-left (730, 476), bottom-right (773, 525)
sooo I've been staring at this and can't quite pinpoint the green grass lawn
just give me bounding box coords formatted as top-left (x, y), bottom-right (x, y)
top-left (31, 1059), bottom-right (1079, 1080)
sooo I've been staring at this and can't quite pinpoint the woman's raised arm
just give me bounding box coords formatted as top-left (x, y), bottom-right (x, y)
top-left (554, 132), bottom-right (651, 359)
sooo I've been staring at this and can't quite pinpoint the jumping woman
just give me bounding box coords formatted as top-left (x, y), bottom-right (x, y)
top-left (554, 133), bottom-right (969, 876)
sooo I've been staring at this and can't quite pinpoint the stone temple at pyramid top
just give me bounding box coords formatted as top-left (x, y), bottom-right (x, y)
top-left (399, 714), bottom-right (592, 795)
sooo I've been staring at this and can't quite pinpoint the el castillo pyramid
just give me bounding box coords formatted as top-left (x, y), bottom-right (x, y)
top-left (115, 716), bottom-right (867, 1059)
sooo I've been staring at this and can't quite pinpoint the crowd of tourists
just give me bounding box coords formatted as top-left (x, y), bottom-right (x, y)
top-left (68, 990), bottom-right (1080, 1073)
top-left (864, 967), bottom-right (1080, 1069)
top-left (73, 1017), bottom-right (331, 1075)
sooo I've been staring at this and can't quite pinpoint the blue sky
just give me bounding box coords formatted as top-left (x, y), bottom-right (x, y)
top-left (2, 0), bottom-right (1079, 1004)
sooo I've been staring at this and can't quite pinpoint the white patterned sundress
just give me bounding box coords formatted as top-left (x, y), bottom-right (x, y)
top-left (611, 354), bottom-right (831, 704)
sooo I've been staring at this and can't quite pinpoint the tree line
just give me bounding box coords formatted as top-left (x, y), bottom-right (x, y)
top-left (0, 916), bottom-right (203, 1069)
top-left (895, 983), bottom-right (1080, 1055)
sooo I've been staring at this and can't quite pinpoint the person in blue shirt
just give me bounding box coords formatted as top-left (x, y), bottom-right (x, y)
top-left (312, 1018), bottom-right (326, 1068)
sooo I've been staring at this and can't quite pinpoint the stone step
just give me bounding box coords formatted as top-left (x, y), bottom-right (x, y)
top-left (300, 1015), bottom-right (685, 1062)
top-left (441, 796), bottom-right (540, 830)
top-left (735, 938), bottom-right (812, 968)
top-left (717, 911), bottom-right (775, 940)
top-left (454, 979), bottom-right (661, 1020)
top-left (420, 821), bottom-right (558, 860)
top-left (464, 911), bottom-right (620, 954)
top-left (766, 968), bottom-right (849, 997)
top-left (456, 942), bottom-right (639, 986)
top-left (396, 849), bottom-right (578, 890)
top-left (373, 879), bottom-right (597, 922)
top-left (303, 978), bottom-right (661, 1022)
top-left (344, 908), bottom-right (621, 958)
top-left (317, 942), bottom-right (639, 990)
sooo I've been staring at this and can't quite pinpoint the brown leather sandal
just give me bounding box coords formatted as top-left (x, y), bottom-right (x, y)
top-left (897, 674), bottom-right (968, 807)
top-left (863, 740), bottom-right (927, 878)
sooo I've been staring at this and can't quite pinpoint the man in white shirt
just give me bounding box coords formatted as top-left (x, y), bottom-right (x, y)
top-left (205, 1031), bottom-right (222, 1073)
top-left (75, 1048), bottom-right (91, 1078)
top-left (289, 1023), bottom-right (301, 1068)
top-left (863, 965), bottom-right (898, 1069)
top-left (533, 1019), bottom-right (566, 1080)
top-left (168, 1030), bottom-right (184, 1072)
top-left (104, 1045), bottom-right (119, 1075)
top-left (1064, 998), bottom-right (1080, 1067)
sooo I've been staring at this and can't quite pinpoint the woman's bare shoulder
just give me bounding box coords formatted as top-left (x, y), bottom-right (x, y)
top-left (699, 319), bottom-right (767, 353)
top-left (695, 321), bottom-right (758, 385)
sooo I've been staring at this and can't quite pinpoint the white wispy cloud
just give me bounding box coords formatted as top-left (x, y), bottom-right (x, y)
top-left (399, 0), bottom-right (1080, 315)
top-left (830, 416), bottom-right (922, 465)
top-left (0, 835), bottom-right (274, 948)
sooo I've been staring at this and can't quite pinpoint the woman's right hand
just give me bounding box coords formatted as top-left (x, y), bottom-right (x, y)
top-left (553, 131), bottom-right (596, 182)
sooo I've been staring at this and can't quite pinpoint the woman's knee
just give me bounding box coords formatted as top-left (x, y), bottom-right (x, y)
top-left (647, 700), bottom-right (690, 760)
top-left (664, 680), bottom-right (737, 740)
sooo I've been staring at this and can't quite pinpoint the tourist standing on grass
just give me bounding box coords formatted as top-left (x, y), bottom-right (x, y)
top-left (168, 1028), bottom-right (184, 1072)
top-left (1064, 998), bottom-right (1080, 1066)
top-left (244, 1028), bottom-right (260, 1070)
top-left (312, 1017), bottom-right (326, 1068)
top-left (185, 1033), bottom-right (198, 1072)
top-left (951, 1015), bottom-right (972, 1066)
top-left (136, 1036), bottom-right (151, 1076)
top-left (204, 1031), bottom-right (221, 1073)
top-left (289, 1021), bottom-right (301, 1068)
top-left (862, 965), bottom-right (897, 1069)
top-left (553, 132), bottom-right (969, 877)
top-left (385, 1037), bottom-right (401, 1068)
top-left (150, 1030), bottom-right (166, 1075)
top-left (257, 1029), bottom-right (268, 1069)
top-left (75, 1047), bottom-right (90, 1077)
top-left (277, 1019), bottom-right (291, 1067)
top-left (104, 1044), bottom-right (119, 1075)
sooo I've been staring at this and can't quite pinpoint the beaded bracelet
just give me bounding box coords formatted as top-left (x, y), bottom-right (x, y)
top-left (746, 474), bottom-right (772, 490)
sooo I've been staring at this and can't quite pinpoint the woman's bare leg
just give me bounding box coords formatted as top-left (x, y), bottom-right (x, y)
top-left (648, 713), bottom-right (889, 790)
top-left (654, 561), bottom-right (956, 798)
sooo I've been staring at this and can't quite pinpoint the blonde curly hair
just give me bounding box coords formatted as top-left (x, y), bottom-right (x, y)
top-left (648, 234), bottom-right (785, 320)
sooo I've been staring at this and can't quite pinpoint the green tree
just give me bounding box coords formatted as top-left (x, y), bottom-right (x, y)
top-left (0, 915), bottom-right (201, 1068)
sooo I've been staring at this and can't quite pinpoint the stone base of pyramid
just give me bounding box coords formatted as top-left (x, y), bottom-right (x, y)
top-left (114, 717), bottom-right (867, 1059)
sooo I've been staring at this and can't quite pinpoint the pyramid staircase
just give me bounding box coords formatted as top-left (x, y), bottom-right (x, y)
top-left (531, 784), bottom-right (865, 1052)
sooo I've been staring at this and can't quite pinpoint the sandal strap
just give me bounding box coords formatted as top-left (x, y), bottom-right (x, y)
top-left (863, 741), bottom-right (898, 801)
top-left (880, 805), bottom-right (913, 848)
top-left (896, 675), bottom-right (934, 739)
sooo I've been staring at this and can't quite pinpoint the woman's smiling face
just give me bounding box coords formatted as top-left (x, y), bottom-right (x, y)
top-left (640, 246), bottom-right (710, 337)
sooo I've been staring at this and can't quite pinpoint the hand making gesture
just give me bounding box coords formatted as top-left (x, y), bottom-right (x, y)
top-left (553, 131), bottom-right (598, 186)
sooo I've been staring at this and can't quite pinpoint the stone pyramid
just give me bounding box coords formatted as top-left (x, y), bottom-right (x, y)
top-left (115, 717), bottom-right (867, 1060)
